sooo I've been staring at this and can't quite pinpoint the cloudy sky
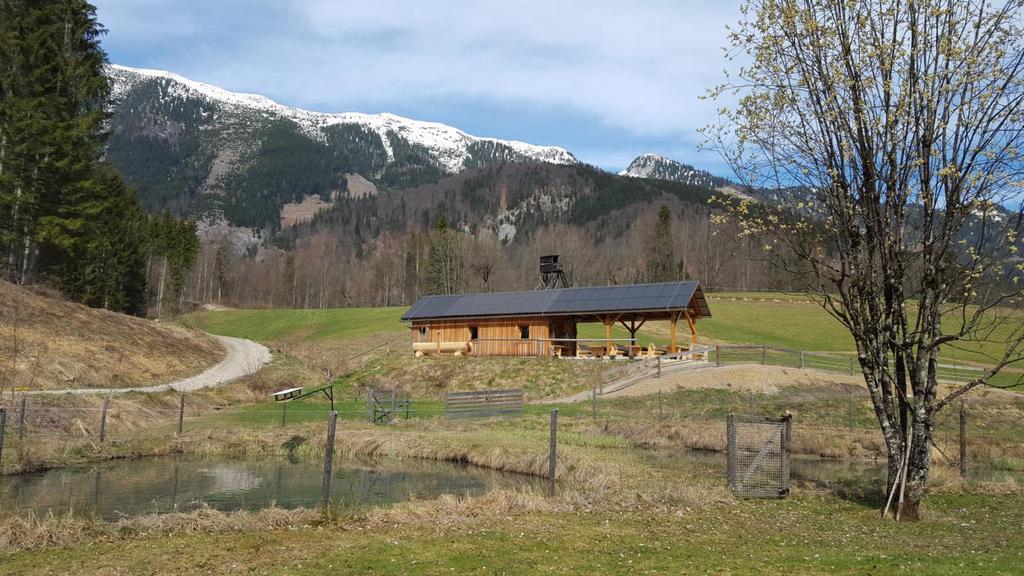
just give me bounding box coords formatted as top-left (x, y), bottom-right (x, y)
top-left (94, 1), bottom-right (740, 174)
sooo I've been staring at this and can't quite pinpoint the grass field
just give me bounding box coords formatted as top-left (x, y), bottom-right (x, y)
top-left (186, 293), bottom-right (1020, 369)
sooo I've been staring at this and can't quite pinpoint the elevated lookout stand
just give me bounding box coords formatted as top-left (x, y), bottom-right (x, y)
top-left (401, 281), bottom-right (711, 358)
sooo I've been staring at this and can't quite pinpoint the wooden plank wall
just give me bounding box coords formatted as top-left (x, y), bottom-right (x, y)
top-left (444, 388), bottom-right (525, 418)
top-left (410, 317), bottom-right (552, 357)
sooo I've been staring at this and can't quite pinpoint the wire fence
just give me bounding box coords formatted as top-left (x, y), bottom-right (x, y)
top-left (708, 344), bottom-right (996, 385)
top-left (1, 379), bottom-right (1017, 483)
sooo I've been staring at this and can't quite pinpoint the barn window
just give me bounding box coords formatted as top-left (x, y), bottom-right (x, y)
top-left (519, 325), bottom-right (530, 339)
top-left (419, 326), bottom-right (428, 337)
top-left (469, 326), bottom-right (479, 340)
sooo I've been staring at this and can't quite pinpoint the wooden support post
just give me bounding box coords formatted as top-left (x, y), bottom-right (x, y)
top-left (178, 394), bottom-right (186, 435)
top-left (959, 400), bottom-right (967, 479)
top-left (18, 396), bottom-right (26, 441)
top-left (0, 408), bottom-right (6, 469)
top-left (548, 409), bottom-right (558, 494)
top-left (684, 310), bottom-right (697, 349)
top-left (99, 396), bottom-right (110, 443)
top-left (669, 313), bottom-right (678, 354)
top-left (281, 402), bottom-right (288, 427)
top-left (321, 411), bottom-right (338, 507)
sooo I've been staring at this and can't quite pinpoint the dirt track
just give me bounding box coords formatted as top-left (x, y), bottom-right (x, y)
top-left (26, 335), bottom-right (271, 395)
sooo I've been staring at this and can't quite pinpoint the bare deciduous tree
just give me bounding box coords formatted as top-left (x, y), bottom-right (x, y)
top-left (706, 0), bottom-right (1024, 519)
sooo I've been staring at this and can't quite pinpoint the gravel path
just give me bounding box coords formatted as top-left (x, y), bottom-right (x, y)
top-left (27, 335), bottom-right (272, 395)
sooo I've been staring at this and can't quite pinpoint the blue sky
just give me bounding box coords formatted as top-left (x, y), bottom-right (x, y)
top-left (94, 1), bottom-right (740, 174)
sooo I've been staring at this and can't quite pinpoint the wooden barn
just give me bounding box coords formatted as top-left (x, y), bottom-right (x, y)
top-left (401, 280), bottom-right (711, 358)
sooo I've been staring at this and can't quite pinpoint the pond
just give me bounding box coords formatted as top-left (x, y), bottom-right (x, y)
top-left (0, 455), bottom-right (545, 521)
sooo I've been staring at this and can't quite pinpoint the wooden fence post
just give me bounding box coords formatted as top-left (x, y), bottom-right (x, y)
top-left (178, 394), bottom-right (186, 435)
top-left (748, 394), bottom-right (755, 417)
top-left (659, 390), bottom-right (664, 420)
top-left (591, 386), bottom-right (597, 420)
top-left (959, 399), bottom-right (967, 479)
top-left (281, 402), bottom-right (288, 427)
top-left (848, 390), bottom-right (855, 431)
top-left (99, 396), bottom-right (110, 443)
top-left (656, 356), bottom-right (661, 378)
top-left (850, 355), bottom-right (855, 375)
top-left (762, 345), bottom-right (767, 365)
top-left (321, 411), bottom-right (338, 507)
top-left (548, 409), bottom-right (558, 495)
top-left (799, 351), bottom-right (805, 369)
top-left (0, 407), bottom-right (6, 469)
top-left (18, 396), bottom-right (26, 441)
top-left (716, 345), bottom-right (722, 367)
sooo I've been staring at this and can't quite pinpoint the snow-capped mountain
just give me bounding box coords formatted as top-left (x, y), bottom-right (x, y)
top-left (619, 154), bottom-right (733, 189)
top-left (104, 65), bottom-right (577, 228)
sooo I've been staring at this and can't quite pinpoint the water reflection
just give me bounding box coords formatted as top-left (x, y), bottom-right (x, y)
top-left (0, 455), bottom-right (544, 521)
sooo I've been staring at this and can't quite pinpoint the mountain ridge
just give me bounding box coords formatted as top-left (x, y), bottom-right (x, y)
top-left (108, 64), bottom-right (578, 172)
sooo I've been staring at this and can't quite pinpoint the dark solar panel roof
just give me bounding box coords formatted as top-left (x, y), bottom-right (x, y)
top-left (401, 281), bottom-right (711, 321)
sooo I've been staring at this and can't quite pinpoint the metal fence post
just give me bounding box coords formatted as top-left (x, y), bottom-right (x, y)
top-left (18, 396), bottom-right (26, 441)
top-left (959, 399), bottom-right (967, 478)
top-left (716, 345), bottom-right (722, 367)
top-left (321, 411), bottom-right (338, 507)
top-left (0, 407), bottom-right (6, 469)
top-left (725, 413), bottom-right (735, 489)
top-left (548, 409), bottom-right (558, 495)
top-left (367, 388), bottom-right (374, 423)
top-left (178, 394), bottom-right (186, 435)
top-left (99, 396), bottom-right (110, 443)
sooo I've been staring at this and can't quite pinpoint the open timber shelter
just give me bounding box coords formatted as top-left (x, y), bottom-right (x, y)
top-left (401, 280), bottom-right (711, 358)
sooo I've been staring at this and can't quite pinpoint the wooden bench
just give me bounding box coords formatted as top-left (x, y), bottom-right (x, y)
top-left (444, 389), bottom-right (524, 419)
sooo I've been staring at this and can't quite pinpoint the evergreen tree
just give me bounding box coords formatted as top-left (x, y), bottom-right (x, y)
top-left (424, 218), bottom-right (461, 295)
top-left (0, 1), bottom-right (196, 315)
top-left (646, 206), bottom-right (676, 282)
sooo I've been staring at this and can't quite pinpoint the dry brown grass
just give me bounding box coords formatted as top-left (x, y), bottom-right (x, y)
top-left (0, 505), bottom-right (319, 553)
top-left (0, 281), bottom-right (222, 391)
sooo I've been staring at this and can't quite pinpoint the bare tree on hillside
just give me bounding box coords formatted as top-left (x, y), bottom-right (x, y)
top-left (706, 0), bottom-right (1024, 519)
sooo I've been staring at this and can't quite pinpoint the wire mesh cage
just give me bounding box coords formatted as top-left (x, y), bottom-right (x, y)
top-left (726, 414), bottom-right (792, 498)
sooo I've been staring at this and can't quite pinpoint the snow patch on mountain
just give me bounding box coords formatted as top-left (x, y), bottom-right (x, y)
top-left (107, 64), bottom-right (578, 173)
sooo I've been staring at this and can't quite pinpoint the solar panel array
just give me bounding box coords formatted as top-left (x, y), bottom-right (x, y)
top-left (401, 281), bottom-right (710, 321)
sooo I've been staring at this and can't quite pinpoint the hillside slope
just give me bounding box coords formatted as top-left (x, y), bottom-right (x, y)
top-left (0, 282), bottom-right (223, 391)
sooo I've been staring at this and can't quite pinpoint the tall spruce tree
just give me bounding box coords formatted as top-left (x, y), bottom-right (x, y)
top-left (646, 206), bottom-right (676, 282)
top-left (0, 0), bottom-right (177, 314)
top-left (425, 218), bottom-right (461, 295)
